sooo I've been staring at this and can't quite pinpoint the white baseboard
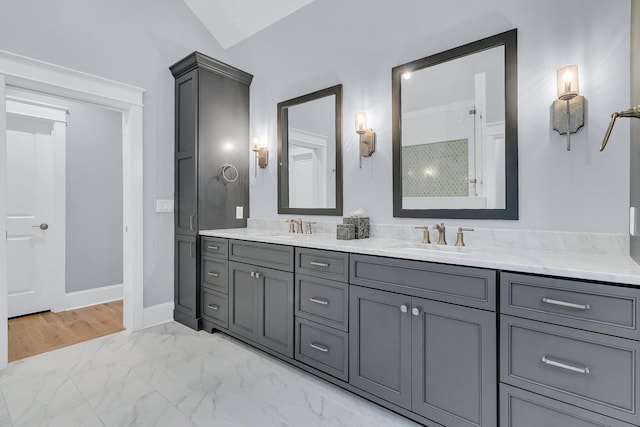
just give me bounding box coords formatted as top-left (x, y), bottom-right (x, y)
top-left (143, 302), bottom-right (175, 328)
top-left (53, 283), bottom-right (123, 312)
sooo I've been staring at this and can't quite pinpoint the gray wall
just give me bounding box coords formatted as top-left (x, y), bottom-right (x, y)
top-left (239, 0), bottom-right (632, 234)
top-left (7, 89), bottom-right (123, 293)
top-left (0, 0), bottom-right (236, 307)
top-left (65, 99), bottom-right (123, 292)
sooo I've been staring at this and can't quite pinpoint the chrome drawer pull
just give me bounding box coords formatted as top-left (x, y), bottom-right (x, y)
top-left (207, 272), bottom-right (219, 277)
top-left (309, 297), bottom-right (329, 305)
top-left (207, 245), bottom-right (219, 251)
top-left (542, 297), bottom-right (591, 310)
top-left (310, 342), bottom-right (329, 352)
top-left (207, 304), bottom-right (220, 311)
top-left (541, 356), bottom-right (590, 374)
top-left (309, 261), bottom-right (330, 267)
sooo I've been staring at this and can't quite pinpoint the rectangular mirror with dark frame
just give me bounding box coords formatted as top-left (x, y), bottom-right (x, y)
top-left (278, 84), bottom-right (343, 215)
top-left (392, 29), bottom-right (518, 219)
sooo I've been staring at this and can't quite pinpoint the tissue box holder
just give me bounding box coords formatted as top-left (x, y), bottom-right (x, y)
top-left (336, 224), bottom-right (356, 240)
top-left (343, 217), bottom-right (369, 239)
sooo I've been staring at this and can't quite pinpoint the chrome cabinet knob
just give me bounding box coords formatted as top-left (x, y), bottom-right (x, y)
top-left (400, 304), bottom-right (408, 313)
top-left (411, 307), bottom-right (420, 316)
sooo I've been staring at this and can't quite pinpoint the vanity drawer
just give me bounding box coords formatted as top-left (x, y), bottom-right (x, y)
top-left (201, 257), bottom-right (228, 293)
top-left (500, 384), bottom-right (635, 427)
top-left (200, 237), bottom-right (228, 259)
top-left (501, 272), bottom-right (640, 339)
top-left (295, 317), bottom-right (348, 381)
top-left (501, 315), bottom-right (640, 424)
top-left (296, 274), bottom-right (348, 331)
top-left (229, 239), bottom-right (294, 272)
top-left (350, 254), bottom-right (496, 310)
top-left (202, 288), bottom-right (228, 329)
top-left (295, 248), bottom-right (349, 283)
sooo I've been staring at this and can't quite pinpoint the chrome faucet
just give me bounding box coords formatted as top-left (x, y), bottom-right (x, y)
top-left (432, 223), bottom-right (447, 245)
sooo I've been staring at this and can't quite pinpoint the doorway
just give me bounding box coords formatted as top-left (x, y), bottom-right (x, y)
top-left (0, 50), bottom-right (145, 369)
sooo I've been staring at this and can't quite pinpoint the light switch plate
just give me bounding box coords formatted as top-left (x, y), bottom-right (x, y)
top-left (156, 199), bottom-right (174, 213)
top-left (631, 206), bottom-right (638, 236)
top-left (236, 206), bottom-right (243, 219)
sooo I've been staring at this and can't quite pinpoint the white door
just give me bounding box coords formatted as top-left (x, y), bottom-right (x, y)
top-left (6, 100), bottom-right (65, 317)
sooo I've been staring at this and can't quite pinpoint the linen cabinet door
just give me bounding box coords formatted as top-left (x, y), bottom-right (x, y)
top-left (174, 234), bottom-right (198, 329)
top-left (349, 285), bottom-right (412, 410)
top-left (411, 297), bottom-right (497, 427)
top-left (174, 70), bottom-right (198, 236)
top-left (256, 267), bottom-right (294, 358)
top-left (229, 261), bottom-right (258, 342)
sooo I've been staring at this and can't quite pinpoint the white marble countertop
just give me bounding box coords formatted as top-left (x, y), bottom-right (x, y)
top-left (200, 228), bottom-right (640, 286)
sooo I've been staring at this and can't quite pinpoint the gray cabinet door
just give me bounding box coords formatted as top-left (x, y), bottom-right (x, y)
top-left (229, 261), bottom-right (258, 341)
top-left (174, 70), bottom-right (198, 236)
top-left (411, 297), bottom-right (497, 427)
top-left (174, 234), bottom-right (199, 328)
top-left (349, 285), bottom-right (412, 409)
top-left (256, 267), bottom-right (294, 358)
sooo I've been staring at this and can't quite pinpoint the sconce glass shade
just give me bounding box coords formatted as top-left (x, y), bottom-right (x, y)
top-left (557, 64), bottom-right (579, 100)
top-left (355, 112), bottom-right (367, 135)
top-left (252, 135), bottom-right (261, 151)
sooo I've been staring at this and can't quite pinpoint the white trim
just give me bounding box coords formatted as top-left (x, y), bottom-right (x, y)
top-left (54, 284), bottom-right (123, 312)
top-left (143, 302), bottom-right (175, 329)
top-left (0, 75), bottom-right (8, 369)
top-left (0, 51), bottom-right (143, 109)
top-left (0, 50), bottom-right (145, 370)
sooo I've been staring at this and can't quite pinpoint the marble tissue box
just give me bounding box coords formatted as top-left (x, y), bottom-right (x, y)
top-left (336, 224), bottom-right (356, 240)
top-left (343, 217), bottom-right (370, 239)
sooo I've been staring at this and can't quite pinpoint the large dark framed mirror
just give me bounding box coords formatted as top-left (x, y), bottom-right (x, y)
top-left (392, 29), bottom-right (518, 219)
top-left (278, 84), bottom-right (343, 215)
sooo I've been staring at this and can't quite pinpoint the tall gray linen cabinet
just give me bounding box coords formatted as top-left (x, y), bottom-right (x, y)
top-left (170, 52), bottom-right (253, 330)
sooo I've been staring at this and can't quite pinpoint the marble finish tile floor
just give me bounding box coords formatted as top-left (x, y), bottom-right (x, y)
top-left (0, 322), bottom-right (419, 427)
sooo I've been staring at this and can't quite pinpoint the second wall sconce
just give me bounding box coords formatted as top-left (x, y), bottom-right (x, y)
top-left (552, 64), bottom-right (585, 151)
top-left (355, 111), bottom-right (376, 168)
top-left (251, 136), bottom-right (268, 177)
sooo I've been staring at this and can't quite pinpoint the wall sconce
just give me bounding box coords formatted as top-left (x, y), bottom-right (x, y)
top-left (552, 64), bottom-right (585, 151)
top-left (251, 136), bottom-right (268, 177)
top-left (355, 112), bottom-right (376, 168)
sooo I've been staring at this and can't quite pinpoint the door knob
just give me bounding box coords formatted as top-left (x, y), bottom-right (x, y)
top-left (32, 223), bottom-right (48, 230)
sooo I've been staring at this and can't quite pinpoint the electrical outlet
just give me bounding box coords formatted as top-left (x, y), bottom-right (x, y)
top-left (631, 206), bottom-right (638, 236)
top-left (236, 206), bottom-right (243, 220)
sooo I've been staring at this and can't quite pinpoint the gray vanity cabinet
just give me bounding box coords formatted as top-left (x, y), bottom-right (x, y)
top-left (350, 269), bottom-right (497, 427)
top-left (171, 52), bottom-right (252, 330)
top-left (228, 240), bottom-right (295, 358)
top-left (349, 285), bottom-right (412, 409)
top-left (229, 262), bottom-right (294, 357)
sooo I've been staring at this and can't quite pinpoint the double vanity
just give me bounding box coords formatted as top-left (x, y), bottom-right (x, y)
top-left (192, 226), bottom-right (640, 427)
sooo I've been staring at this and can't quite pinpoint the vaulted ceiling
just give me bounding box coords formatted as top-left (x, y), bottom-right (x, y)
top-left (182, 0), bottom-right (315, 49)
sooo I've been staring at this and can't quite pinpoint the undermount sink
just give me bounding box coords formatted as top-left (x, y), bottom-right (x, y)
top-left (390, 242), bottom-right (470, 255)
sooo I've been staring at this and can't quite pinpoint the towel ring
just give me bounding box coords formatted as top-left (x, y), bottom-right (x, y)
top-left (220, 163), bottom-right (239, 184)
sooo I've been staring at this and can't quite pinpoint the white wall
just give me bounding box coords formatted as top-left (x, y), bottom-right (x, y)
top-left (237, 0), bottom-right (631, 233)
top-left (0, 0), bottom-right (237, 307)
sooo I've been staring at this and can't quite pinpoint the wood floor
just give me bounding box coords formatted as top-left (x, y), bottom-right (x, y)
top-left (8, 300), bottom-right (124, 362)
